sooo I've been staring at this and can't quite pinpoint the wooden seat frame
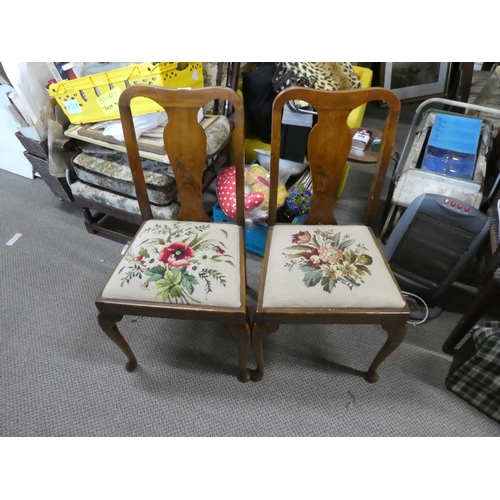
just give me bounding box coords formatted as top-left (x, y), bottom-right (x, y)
top-left (95, 85), bottom-right (252, 382)
top-left (251, 87), bottom-right (410, 383)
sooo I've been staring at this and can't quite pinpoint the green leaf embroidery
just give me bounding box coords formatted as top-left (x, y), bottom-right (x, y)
top-left (146, 266), bottom-right (166, 275)
top-left (163, 269), bottom-right (182, 286)
top-left (321, 276), bottom-right (336, 292)
top-left (284, 244), bottom-right (314, 252)
top-left (338, 239), bottom-right (354, 251)
top-left (169, 285), bottom-right (183, 298)
top-left (200, 268), bottom-right (227, 288)
top-left (180, 273), bottom-right (198, 295)
top-left (356, 254), bottom-right (373, 266)
top-left (355, 264), bottom-right (371, 276)
top-left (144, 270), bottom-right (164, 283)
top-left (332, 232), bottom-right (340, 247)
top-left (286, 252), bottom-right (309, 259)
top-left (343, 250), bottom-right (354, 264)
top-left (189, 230), bottom-right (213, 251)
top-left (302, 268), bottom-right (323, 288)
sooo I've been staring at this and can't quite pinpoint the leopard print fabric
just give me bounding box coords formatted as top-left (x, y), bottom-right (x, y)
top-left (273, 62), bottom-right (361, 92)
top-left (325, 62), bottom-right (362, 90)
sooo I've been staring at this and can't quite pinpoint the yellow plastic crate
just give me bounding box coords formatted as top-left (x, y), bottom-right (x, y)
top-left (47, 62), bottom-right (204, 124)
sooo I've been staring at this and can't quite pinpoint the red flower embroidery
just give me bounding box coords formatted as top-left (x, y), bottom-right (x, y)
top-left (158, 241), bottom-right (195, 268)
top-left (136, 255), bottom-right (144, 261)
top-left (303, 247), bottom-right (322, 267)
top-left (211, 244), bottom-right (226, 255)
top-left (292, 231), bottom-right (311, 244)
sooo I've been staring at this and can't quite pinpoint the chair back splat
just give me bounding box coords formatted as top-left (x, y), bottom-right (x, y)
top-left (119, 85), bottom-right (246, 226)
top-left (252, 86), bottom-right (409, 384)
top-left (268, 87), bottom-right (401, 227)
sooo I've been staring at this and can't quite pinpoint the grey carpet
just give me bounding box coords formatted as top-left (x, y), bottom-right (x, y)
top-left (1, 102), bottom-right (499, 436)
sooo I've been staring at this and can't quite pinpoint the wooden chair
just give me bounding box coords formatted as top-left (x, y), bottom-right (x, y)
top-left (251, 87), bottom-right (410, 383)
top-left (95, 85), bottom-right (252, 382)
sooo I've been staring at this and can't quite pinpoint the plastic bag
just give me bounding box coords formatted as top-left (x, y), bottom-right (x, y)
top-left (253, 148), bottom-right (309, 179)
top-left (244, 164), bottom-right (288, 221)
top-left (101, 107), bottom-right (204, 142)
top-left (102, 111), bottom-right (168, 141)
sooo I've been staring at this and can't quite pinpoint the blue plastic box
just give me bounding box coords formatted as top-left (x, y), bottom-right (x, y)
top-left (421, 113), bottom-right (483, 180)
top-left (212, 202), bottom-right (306, 257)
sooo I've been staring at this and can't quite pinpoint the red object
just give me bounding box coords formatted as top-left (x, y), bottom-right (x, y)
top-left (216, 166), bottom-right (264, 220)
top-left (257, 176), bottom-right (270, 187)
top-left (61, 62), bottom-right (77, 80)
top-left (451, 201), bottom-right (456, 207)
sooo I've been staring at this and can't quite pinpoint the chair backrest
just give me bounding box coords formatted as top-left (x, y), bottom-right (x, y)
top-left (118, 85), bottom-right (245, 226)
top-left (268, 87), bottom-right (400, 227)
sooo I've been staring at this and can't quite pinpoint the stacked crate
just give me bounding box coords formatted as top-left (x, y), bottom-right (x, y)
top-left (15, 131), bottom-right (73, 202)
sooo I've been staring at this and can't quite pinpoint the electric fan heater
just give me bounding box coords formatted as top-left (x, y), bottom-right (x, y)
top-left (384, 193), bottom-right (490, 301)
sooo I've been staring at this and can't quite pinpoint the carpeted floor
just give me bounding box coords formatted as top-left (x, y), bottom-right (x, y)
top-left (1, 101), bottom-right (499, 436)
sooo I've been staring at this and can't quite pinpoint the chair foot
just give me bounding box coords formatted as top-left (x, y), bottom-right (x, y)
top-left (98, 313), bottom-right (138, 372)
top-left (223, 322), bottom-right (252, 382)
top-left (364, 370), bottom-right (380, 384)
top-left (125, 360), bottom-right (138, 372)
top-left (237, 371), bottom-right (251, 383)
top-left (251, 322), bottom-right (280, 382)
top-left (250, 369), bottom-right (264, 382)
top-left (365, 322), bottom-right (408, 383)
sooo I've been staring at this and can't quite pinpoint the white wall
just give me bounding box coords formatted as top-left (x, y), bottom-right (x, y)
top-left (0, 84), bottom-right (33, 179)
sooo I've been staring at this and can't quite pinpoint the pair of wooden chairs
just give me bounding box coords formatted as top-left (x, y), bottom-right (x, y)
top-left (96, 85), bottom-right (410, 384)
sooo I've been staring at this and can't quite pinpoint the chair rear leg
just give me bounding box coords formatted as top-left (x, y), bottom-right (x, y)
top-left (98, 313), bottom-right (138, 372)
top-left (365, 321), bottom-right (407, 383)
top-left (250, 322), bottom-right (280, 382)
top-left (224, 321), bottom-right (252, 383)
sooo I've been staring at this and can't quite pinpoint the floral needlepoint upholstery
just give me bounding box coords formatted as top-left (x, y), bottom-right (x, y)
top-left (102, 220), bottom-right (242, 307)
top-left (262, 225), bottom-right (406, 309)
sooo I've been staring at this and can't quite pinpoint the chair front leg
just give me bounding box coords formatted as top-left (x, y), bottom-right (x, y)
top-left (98, 313), bottom-right (138, 372)
top-left (365, 321), bottom-right (408, 383)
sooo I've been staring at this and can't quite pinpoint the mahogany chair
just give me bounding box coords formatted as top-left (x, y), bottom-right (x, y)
top-left (251, 87), bottom-right (410, 383)
top-left (95, 85), bottom-right (252, 382)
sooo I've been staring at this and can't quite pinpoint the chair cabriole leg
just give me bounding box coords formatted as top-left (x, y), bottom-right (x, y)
top-left (365, 321), bottom-right (408, 383)
top-left (250, 322), bottom-right (280, 382)
top-left (98, 313), bottom-right (138, 372)
top-left (223, 321), bottom-right (251, 383)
